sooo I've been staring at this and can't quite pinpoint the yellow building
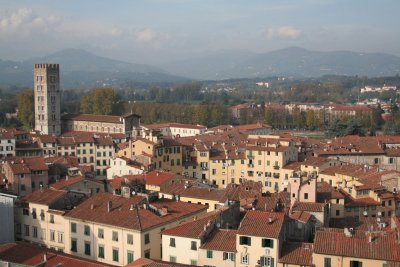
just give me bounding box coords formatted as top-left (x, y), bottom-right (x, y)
top-left (313, 228), bottom-right (400, 267)
top-left (236, 210), bottom-right (287, 267)
top-left (63, 192), bottom-right (208, 266)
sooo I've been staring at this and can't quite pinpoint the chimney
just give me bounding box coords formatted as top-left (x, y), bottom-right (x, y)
top-left (43, 252), bottom-right (47, 262)
top-left (90, 204), bottom-right (94, 210)
top-left (268, 217), bottom-right (273, 224)
top-left (143, 203), bottom-right (148, 210)
top-left (66, 175), bottom-right (69, 181)
top-left (107, 201), bottom-right (112, 212)
top-left (130, 204), bottom-right (134, 211)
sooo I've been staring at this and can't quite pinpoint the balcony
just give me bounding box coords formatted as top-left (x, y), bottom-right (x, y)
top-left (248, 164), bottom-right (254, 168)
top-left (273, 165), bottom-right (280, 170)
top-left (247, 154), bottom-right (254, 159)
top-left (273, 173), bottom-right (280, 179)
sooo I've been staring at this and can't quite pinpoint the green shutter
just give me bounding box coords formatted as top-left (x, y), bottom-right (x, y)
top-left (248, 237), bottom-right (251, 246)
top-left (262, 239), bottom-right (267, 247)
top-left (239, 236), bottom-right (244, 245)
top-left (271, 258), bottom-right (274, 267)
top-left (270, 239), bottom-right (274, 248)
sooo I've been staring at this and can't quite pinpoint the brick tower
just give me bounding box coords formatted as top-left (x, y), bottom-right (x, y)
top-left (34, 64), bottom-right (61, 135)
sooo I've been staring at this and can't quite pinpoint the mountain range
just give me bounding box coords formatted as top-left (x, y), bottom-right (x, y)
top-left (1, 47), bottom-right (400, 88)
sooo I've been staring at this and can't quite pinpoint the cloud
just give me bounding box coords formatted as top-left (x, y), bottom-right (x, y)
top-left (134, 28), bottom-right (157, 42)
top-left (0, 8), bottom-right (61, 34)
top-left (265, 26), bottom-right (301, 39)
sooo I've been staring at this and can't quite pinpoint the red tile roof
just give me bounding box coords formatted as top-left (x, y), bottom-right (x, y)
top-left (0, 241), bottom-right (112, 267)
top-left (49, 176), bottom-right (85, 190)
top-left (22, 188), bottom-right (67, 205)
top-left (65, 193), bottom-right (208, 231)
top-left (237, 210), bottom-right (286, 239)
top-left (127, 258), bottom-right (192, 267)
top-left (291, 201), bottom-right (327, 212)
top-left (234, 123), bottom-right (271, 131)
top-left (62, 113), bottom-right (124, 124)
top-left (278, 242), bottom-right (313, 266)
top-left (289, 211), bottom-right (312, 224)
top-left (314, 228), bottom-right (400, 262)
top-left (200, 229), bottom-right (238, 252)
top-left (143, 171), bottom-right (176, 186)
top-left (162, 210), bottom-right (223, 239)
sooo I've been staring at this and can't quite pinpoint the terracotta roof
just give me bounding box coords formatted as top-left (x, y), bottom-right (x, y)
top-left (49, 176), bottom-right (85, 190)
top-left (22, 188), bottom-right (68, 205)
top-left (291, 201), bottom-right (327, 212)
top-left (144, 123), bottom-right (206, 130)
top-left (162, 210), bottom-right (223, 238)
top-left (237, 210), bottom-right (286, 239)
top-left (62, 113), bottom-right (125, 124)
top-left (142, 171), bottom-right (176, 186)
top-left (289, 211), bottom-right (312, 224)
top-left (160, 181), bottom-right (228, 202)
top-left (127, 258), bottom-right (192, 267)
top-left (234, 123), bottom-right (271, 131)
top-left (200, 229), bottom-right (238, 252)
top-left (0, 242), bottom-right (113, 267)
top-left (302, 156), bottom-right (330, 167)
top-left (314, 228), bottom-right (400, 262)
top-left (37, 134), bottom-right (57, 143)
top-left (279, 242), bottom-right (313, 266)
top-left (6, 157), bottom-right (48, 174)
top-left (65, 193), bottom-right (208, 231)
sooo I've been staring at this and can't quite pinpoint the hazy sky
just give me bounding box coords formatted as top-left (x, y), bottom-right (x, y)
top-left (1, 0), bottom-right (399, 64)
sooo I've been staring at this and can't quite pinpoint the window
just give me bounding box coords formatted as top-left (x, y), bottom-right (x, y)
top-left (33, 226), bottom-right (38, 238)
top-left (239, 236), bottom-right (251, 245)
top-left (71, 223), bottom-right (77, 233)
top-left (127, 251), bottom-right (134, 264)
top-left (241, 254), bottom-right (249, 264)
top-left (24, 225), bottom-right (29, 236)
top-left (206, 250), bottom-right (213, 258)
top-left (350, 261), bottom-right (362, 267)
top-left (144, 250), bottom-right (150, 259)
top-left (50, 230), bottom-right (55, 241)
top-left (262, 238), bottom-right (274, 248)
top-left (40, 209), bottom-right (45, 221)
top-left (23, 208), bottom-right (29, 216)
top-left (50, 214), bottom-right (54, 224)
top-left (223, 252), bottom-right (235, 261)
top-left (71, 239), bottom-right (77, 252)
top-left (260, 256), bottom-right (274, 267)
top-left (170, 256), bottom-right (177, 263)
top-left (98, 245), bottom-right (104, 258)
top-left (112, 231), bottom-right (118, 241)
top-left (32, 208), bottom-right (37, 219)
top-left (324, 257), bottom-right (332, 267)
top-left (112, 248), bottom-right (119, 262)
top-left (144, 233), bottom-right (150, 244)
top-left (58, 232), bottom-right (63, 243)
top-left (336, 210), bottom-right (340, 216)
top-left (84, 242), bottom-right (91, 256)
top-left (304, 193), bottom-right (308, 200)
top-left (127, 234), bottom-right (133, 245)
top-left (41, 228), bottom-right (46, 240)
top-left (190, 241), bottom-right (197, 250)
top-left (190, 260), bottom-right (197, 266)
top-left (169, 237), bottom-right (176, 247)
top-left (84, 225), bottom-right (90, 236)
top-left (98, 228), bottom-right (104, 239)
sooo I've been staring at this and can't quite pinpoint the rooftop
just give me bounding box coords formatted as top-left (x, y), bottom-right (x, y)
top-left (237, 210), bottom-right (286, 239)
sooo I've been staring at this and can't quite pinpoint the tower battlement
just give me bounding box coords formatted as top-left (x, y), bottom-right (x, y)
top-left (34, 63), bottom-right (59, 70)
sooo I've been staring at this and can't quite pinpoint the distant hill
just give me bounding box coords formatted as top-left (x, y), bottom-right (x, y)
top-left (0, 49), bottom-right (186, 88)
top-left (163, 47), bottom-right (400, 80)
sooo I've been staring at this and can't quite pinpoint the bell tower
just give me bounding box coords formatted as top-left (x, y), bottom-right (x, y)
top-left (34, 64), bottom-right (61, 135)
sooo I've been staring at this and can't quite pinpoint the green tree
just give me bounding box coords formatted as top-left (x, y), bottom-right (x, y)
top-left (17, 90), bottom-right (34, 129)
top-left (264, 108), bottom-right (273, 125)
top-left (80, 87), bottom-right (120, 115)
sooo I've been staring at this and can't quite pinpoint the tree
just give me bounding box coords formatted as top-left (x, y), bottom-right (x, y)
top-left (17, 90), bottom-right (34, 129)
top-left (371, 104), bottom-right (385, 129)
top-left (264, 108), bottom-right (273, 125)
top-left (80, 87), bottom-right (120, 115)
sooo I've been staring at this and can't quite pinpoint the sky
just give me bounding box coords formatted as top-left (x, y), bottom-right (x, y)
top-left (0, 0), bottom-right (399, 65)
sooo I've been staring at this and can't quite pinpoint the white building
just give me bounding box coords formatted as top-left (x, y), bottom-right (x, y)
top-left (107, 157), bottom-right (145, 179)
top-left (0, 131), bottom-right (15, 158)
